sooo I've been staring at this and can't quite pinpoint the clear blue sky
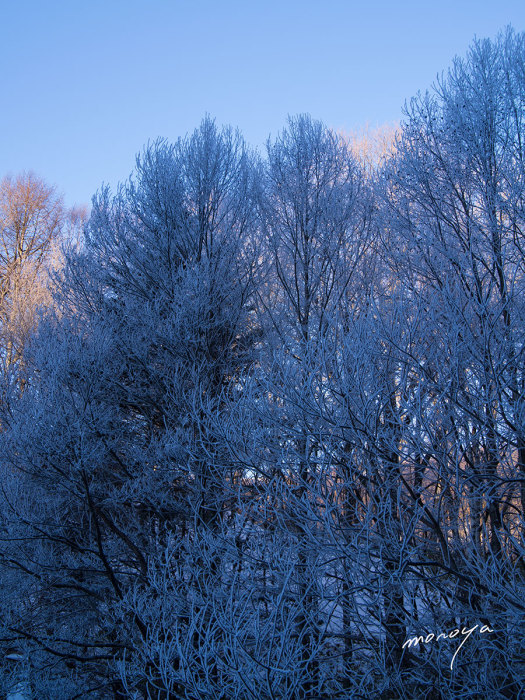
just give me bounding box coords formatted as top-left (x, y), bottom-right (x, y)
top-left (2, 0), bottom-right (524, 208)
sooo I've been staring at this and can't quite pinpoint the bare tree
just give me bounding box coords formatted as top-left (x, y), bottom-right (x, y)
top-left (344, 122), bottom-right (398, 174)
top-left (252, 114), bottom-right (373, 696)
top-left (379, 26), bottom-right (525, 698)
top-left (0, 172), bottom-right (63, 373)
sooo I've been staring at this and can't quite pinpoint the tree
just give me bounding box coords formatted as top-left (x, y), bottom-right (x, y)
top-left (1, 27), bottom-right (525, 695)
top-left (380, 26), bottom-right (525, 697)
top-left (251, 115), bottom-right (373, 696)
top-left (344, 122), bottom-right (398, 174)
top-left (0, 172), bottom-right (63, 374)
top-left (0, 119), bottom-right (260, 698)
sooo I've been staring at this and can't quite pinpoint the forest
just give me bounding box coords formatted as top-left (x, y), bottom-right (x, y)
top-left (0, 28), bottom-right (524, 700)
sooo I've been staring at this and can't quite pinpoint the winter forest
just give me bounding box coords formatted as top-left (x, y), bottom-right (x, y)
top-left (1, 28), bottom-right (524, 700)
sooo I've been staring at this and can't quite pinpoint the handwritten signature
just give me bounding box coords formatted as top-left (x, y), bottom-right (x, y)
top-left (402, 623), bottom-right (494, 669)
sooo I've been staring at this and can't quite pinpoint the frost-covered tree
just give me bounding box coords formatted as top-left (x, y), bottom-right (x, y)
top-left (0, 118), bottom-right (259, 698)
top-left (1, 29), bottom-right (524, 699)
top-left (247, 115), bottom-right (374, 696)
top-left (379, 26), bottom-right (525, 698)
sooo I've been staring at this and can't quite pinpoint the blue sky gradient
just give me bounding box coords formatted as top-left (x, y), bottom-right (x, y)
top-left (2, 0), bottom-right (524, 207)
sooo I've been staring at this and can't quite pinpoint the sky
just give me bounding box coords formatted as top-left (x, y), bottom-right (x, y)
top-left (1, 0), bottom-right (524, 209)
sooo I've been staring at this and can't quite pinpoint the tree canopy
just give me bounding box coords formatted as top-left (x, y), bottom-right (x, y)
top-left (0, 29), bottom-right (524, 700)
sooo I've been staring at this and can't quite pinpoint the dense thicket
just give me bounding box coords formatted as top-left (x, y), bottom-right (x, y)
top-left (0, 29), bottom-right (524, 700)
